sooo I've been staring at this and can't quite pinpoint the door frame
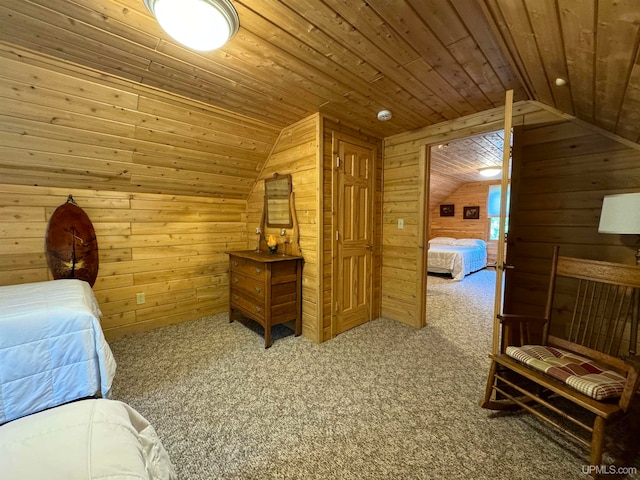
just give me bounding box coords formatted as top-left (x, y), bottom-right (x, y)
top-left (416, 91), bottom-right (515, 330)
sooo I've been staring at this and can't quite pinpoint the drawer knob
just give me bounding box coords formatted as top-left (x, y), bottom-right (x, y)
top-left (233, 277), bottom-right (239, 284)
top-left (254, 268), bottom-right (262, 274)
top-left (254, 287), bottom-right (261, 294)
top-left (254, 306), bottom-right (261, 313)
top-left (233, 295), bottom-right (238, 301)
top-left (233, 261), bottom-right (238, 267)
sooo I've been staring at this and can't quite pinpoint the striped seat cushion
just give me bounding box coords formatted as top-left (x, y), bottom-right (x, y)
top-left (505, 345), bottom-right (626, 401)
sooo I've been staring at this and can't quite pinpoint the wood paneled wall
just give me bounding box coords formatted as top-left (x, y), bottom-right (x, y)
top-left (0, 184), bottom-right (245, 339)
top-left (429, 180), bottom-right (501, 263)
top-left (382, 101), bottom-right (549, 327)
top-left (0, 45), bottom-right (287, 339)
top-left (245, 114), bottom-right (322, 342)
top-left (505, 110), bottom-right (640, 317)
top-left (427, 172), bottom-right (463, 222)
top-left (0, 44), bottom-right (280, 198)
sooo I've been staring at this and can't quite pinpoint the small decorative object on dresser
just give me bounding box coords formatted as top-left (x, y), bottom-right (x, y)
top-left (227, 250), bottom-right (302, 348)
top-left (440, 204), bottom-right (454, 217)
top-left (267, 234), bottom-right (278, 254)
top-left (463, 206), bottom-right (480, 219)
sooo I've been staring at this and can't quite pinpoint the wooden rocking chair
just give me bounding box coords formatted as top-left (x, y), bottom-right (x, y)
top-left (481, 246), bottom-right (640, 474)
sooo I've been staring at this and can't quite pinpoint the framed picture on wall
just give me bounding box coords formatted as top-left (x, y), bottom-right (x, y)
top-left (440, 204), bottom-right (454, 217)
top-left (463, 206), bottom-right (480, 219)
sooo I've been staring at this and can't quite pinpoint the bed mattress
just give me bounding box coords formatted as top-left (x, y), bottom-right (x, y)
top-left (0, 279), bottom-right (116, 424)
top-left (428, 245), bottom-right (487, 281)
top-left (0, 399), bottom-right (176, 480)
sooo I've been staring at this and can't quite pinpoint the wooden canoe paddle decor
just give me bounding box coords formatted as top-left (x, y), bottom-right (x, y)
top-left (46, 195), bottom-right (99, 287)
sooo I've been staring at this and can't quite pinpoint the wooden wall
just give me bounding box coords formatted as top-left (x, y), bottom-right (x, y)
top-left (382, 101), bottom-right (550, 327)
top-left (0, 44), bottom-right (280, 197)
top-left (505, 111), bottom-right (640, 318)
top-left (429, 180), bottom-right (501, 264)
top-left (0, 44), bottom-right (384, 343)
top-left (0, 45), bottom-right (286, 339)
top-left (245, 114), bottom-right (322, 342)
top-left (0, 184), bottom-right (246, 339)
top-left (427, 172), bottom-right (463, 225)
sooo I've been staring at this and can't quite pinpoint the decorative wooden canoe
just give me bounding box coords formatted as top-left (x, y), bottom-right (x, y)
top-left (46, 195), bottom-right (99, 287)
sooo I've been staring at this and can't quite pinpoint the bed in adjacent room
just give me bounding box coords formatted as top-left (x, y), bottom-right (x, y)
top-left (0, 278), bottom-right (116, 425)
top-left (427, 237), bottom-right (487, 281)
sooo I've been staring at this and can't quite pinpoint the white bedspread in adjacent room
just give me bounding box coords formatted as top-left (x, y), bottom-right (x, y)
top-left (0, 279), bottom-right (116, 425)
top-left (0, 399), bottom-right (176, 480)
top-left (427, 244), bottom-right (487, 281)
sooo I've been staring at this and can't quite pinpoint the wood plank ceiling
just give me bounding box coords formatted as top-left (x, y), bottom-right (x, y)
top-left (0, 0), bottom-right (639, 183)
top-left (0, 0), bottom-right (528, 140)
top-left (431, 130), bottom-right (506, 183)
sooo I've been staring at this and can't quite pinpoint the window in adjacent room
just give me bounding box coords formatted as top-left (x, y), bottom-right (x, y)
top-left (488, 184), bottom-right (510, 241)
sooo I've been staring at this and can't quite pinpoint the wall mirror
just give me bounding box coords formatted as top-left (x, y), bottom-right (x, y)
top-left (265, 173), bottom-right (292, 228)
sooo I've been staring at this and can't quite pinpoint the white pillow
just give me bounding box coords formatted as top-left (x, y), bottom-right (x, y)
top-left (453, 238), bottom-right (486, 248)
top-left (429, 237), bottom-right (456, 245)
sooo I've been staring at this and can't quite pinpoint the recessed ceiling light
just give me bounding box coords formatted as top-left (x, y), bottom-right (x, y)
top-left (144, 0), bottom-right (239, 52)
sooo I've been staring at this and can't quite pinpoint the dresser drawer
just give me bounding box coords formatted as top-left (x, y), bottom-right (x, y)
top-left (230, 257), bottom-right (266, 279)
top-left (230, 292), bottom-right (265, 321)
top-left (230, 271), bottom-right (265, 301)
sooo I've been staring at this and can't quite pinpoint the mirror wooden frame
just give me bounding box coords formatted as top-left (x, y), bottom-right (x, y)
top-left (264, 173), bottom-right (293, 228)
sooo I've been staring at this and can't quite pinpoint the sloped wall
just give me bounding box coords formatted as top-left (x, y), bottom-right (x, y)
top-left (0, 45), bottom-right (279, 198)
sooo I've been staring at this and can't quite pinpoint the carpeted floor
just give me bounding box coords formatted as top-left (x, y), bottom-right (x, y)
top-left (109, 269), bottom-right (639, 479)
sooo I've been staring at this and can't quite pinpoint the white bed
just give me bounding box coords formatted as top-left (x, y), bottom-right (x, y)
top-left (427, 237), bottom-right (487, 281)
top-left (0, 398), bottom-right (176, 480)
top-left (0, 279), bottom-right (116, 425)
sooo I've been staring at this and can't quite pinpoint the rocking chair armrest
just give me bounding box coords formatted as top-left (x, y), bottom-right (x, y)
top-left (622, 354), bottom-right (640, 372)
top-left (497, 313), bottom-right (548, 326)
top-left (619, 355), bottom-right (640, 412)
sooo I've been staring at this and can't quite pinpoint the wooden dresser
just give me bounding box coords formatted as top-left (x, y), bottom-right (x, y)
top-left (227, 250), bottom-right (303, 348)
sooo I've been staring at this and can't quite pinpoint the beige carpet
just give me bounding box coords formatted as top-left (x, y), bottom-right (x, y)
top-left (109, 269), bottom-right (640, 479)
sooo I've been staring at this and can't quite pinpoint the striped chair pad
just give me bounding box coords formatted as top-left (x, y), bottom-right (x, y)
top-left (505, 345), bottom-right (626, 401)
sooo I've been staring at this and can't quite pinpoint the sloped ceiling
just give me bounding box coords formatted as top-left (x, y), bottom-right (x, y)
top-left (0, 0), bottom-right (639, 174)
top-left (0, 0), bottom-right (528, 140)
top-left (484, 0), bottom-right (640, 143)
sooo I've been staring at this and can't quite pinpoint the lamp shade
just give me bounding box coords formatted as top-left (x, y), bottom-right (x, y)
top-left (598, 193), bottom-right (640, 234)
top-left (144, 0), bottom-right (239, 52)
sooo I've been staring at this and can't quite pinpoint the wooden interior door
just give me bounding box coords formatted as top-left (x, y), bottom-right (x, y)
top-left (333, 136), bottom-right (375, 336)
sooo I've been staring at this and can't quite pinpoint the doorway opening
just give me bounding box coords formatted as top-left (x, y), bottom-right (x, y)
top-left (424, 130), bottom-right (511, 328)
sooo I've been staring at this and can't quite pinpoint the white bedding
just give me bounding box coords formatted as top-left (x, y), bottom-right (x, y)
top-left (0, 399), bottom-right (176, 480)
top-left (427, 244), bottom-right (487, 281)
top-left (0, 279), bottom-right (116, 425)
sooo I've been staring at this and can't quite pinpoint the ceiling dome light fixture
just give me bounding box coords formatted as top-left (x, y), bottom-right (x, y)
top-left (144, 0), bottom-right (239, 52)
top-left (478, 166), bottom-right (502, 177)
top-left (377, 109), bottom-right (392, 121)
